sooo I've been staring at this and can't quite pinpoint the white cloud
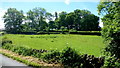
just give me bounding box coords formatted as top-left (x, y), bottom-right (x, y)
top-left (0, 8), bottom-right (6, 29)
top-left (65, 0), bottom-right (70, 5)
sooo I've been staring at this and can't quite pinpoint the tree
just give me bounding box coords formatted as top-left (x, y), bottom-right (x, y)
top-left (48, 21), bottom-right (55, 30)
top-left (27, 7), bottom-right (47, 31)
top-left (3, 8), bottom-right (24, 33)
top-left (59, 11), bottom-right (67, 28)
top-left (74, 9), bottom-right (83, 30)
top-left (74, 9), bottom-right (99, 31)
top-left (98, 1), bottom-right (120, 58)
top-left (55, 12), bottom-right (58, 20)
top-left (54, 18), bottom-right (60, 30)
top-left (45, 12), bottom-right (53, 21)
top-left (65, 12), bottom-right (75, 30)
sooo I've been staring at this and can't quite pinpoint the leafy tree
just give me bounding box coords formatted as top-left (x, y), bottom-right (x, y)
top-left (65, 12), bottom-right (75, 30)
top-left (98, 1), bottom-right (120, 58)
top-left (48, 21), bottom-right (55, 30)
top-left (27, 7), bottom-right (47, 31)
top-left (55, 12), bottom-right (58, 20)
top-left (80, 13), bottom-right (99, 31)
top-left (54, 18), bottom-right (61, 30)
top-left (3, 8), bottom-right (24, 33)
top-left (74, 9), bottom-right (83, 30)
top-left (59, 11), bottom-right (67, 28)
top-left (45, 12), bottom-right (53, 21)
top-left (74, 9), bottom-right (99, 31)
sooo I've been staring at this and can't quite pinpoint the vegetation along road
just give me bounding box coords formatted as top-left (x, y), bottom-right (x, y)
top-left (0, 54), bottom-right (27, 67)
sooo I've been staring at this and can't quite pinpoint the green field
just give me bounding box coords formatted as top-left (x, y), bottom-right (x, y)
top-left (3, 34), bottom-right (104, 56)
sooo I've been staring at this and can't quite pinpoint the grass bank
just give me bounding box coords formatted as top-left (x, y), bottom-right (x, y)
top-left (0, 48), bottom-right (61, 67)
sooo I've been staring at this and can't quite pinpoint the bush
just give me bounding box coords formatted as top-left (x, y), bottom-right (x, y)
top-left (81, 54), bottom-right (104, 68)
top-left (104, 56), bottom-right (120, 68)
top-left (42, 50), bottom-right (61, 64)
top-left (2, 37), bottom-right (12, 46)
top-left (41, 47), bottom-right (104, 68)
top-left (1, 44), bottom-right (48, 58)
top-left (60, 47), bottom-right (82, 67)
top-left (2, 44), bottom-right (105, 67)
top-left (2, 43), bottom-right (13, 50)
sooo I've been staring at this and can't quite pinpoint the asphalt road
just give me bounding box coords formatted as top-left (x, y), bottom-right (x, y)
top-left (0, 54), bottom-right (31, 68)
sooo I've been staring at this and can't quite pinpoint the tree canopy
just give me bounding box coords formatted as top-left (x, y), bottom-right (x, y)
top-left (3, 7), bottom-right (100, 34)
top-left (3, 8), bottom-right (24, 33)
top-left (98, 1), bottom-right (120, 58)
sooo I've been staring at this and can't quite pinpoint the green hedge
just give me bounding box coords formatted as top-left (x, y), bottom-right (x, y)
top-left (42, 47), bottom-right (105, 68)
top-left (2, 39), bottom-right (104, 68)
top-left (2, 44), bottom-right (47, 58)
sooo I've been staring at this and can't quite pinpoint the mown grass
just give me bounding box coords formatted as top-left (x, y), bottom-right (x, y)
top-left (3, 34), bottom-right (104, 56)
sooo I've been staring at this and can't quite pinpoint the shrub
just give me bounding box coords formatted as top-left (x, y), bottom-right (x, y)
top-left (104, 56), bottom-right (120, 68)
top-left (60, 47), bottom-right (82, 67)
top-left (41, 47), bottom-right (104, 68)
top-left (42, 50), bottom-right (61, 64)
top-left (81, 54), bottom-right (104, 68)
top-left (1, 44), bottom-right (45, 58)
top-left (2, 37), bottom-right (12, 46)
top-left (2, 43), bottom-right (13, 50)
top-left (2, 44), bottom-right (105, 68)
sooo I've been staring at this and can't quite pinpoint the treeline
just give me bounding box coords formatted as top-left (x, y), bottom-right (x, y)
top-left (3, 7), bottom-right (101, 34)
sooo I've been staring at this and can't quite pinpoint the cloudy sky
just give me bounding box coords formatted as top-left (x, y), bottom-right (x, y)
top-left (0, 0), bottom-right (103, 29)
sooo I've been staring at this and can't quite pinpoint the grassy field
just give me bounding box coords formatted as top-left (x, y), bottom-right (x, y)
top-left (3, 34), bottom-right (104, 56)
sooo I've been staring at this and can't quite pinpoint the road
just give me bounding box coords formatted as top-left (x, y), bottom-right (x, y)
top-left (0, 54), bottom-right (31, 68)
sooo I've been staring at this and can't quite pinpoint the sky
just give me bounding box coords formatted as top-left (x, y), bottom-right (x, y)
top-left (0, 0), bottom-right (103, 29)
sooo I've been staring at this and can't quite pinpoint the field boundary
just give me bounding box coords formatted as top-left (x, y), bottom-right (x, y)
top-left (0, 48), bottom-right (61, 67)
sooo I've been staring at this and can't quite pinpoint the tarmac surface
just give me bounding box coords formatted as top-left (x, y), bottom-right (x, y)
top-left (0, 54), bottom-right (31, 68)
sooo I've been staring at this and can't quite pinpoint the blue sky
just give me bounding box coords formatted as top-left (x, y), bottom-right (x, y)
top-left (0, 1), bottom-right (103, 29)
top-left (2, 2), bottom-right (99, 16)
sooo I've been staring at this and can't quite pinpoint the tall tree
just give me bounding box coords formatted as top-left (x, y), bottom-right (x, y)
top-left (65, 12), bottom-right (75, 30)
top-left (48, 21), bottom-right (55, 30)
top-left (79, 11), bottom-right (99, 31)
top-left (98, 1), bottom-right (120, 58)
top-left (3, 8), bottom-right (24, 33)
top-left (59, 11), bottom-right (67, 28)
top-left (55, 12), bottom-right (58, 20)
top-left (73, 9), bottom-right (99, 31)
top-left (27, 7), bottom-right (47, 31)
top-left (45, 12), bottom-right (53, 21)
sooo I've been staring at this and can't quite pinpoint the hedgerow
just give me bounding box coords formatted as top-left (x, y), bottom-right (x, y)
top-left (2, 38), bottom-right (104, 68)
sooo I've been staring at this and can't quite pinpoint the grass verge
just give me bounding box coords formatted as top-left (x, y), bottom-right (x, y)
top-left (0, 48), bottom-right (61, 67)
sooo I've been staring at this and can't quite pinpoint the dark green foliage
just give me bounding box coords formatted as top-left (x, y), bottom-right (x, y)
top-left (81, 54), bottom-right (104, 68)
top-left (97, 2), bottom-right (120, 67)
top-left (3, 7), bottom-right (100, 34)
top-left (42, 50), bottom-right (61, 63)
top-left (3, 8), bottom-right (24, 33)
top-left (42, 47), bottom-right (104, 68)
top-left (26, 7), bottom-right (48, 32)
top-left (2, 44), bottom-right (48, 58)
top-left (2, 37), bottom-right (12, 46)
top-left (1, 41), bottom-right (104, 67)
top-left (60, 47), bottom-right (104, 68)
top-left (48, 21), bottom-right (55, 30)
top-left (104, 56), bottom-right (120, 68)
top-left (98, 1), bottom-right (120, 58)
top-left (60, 47), bottom-right (82, 67)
